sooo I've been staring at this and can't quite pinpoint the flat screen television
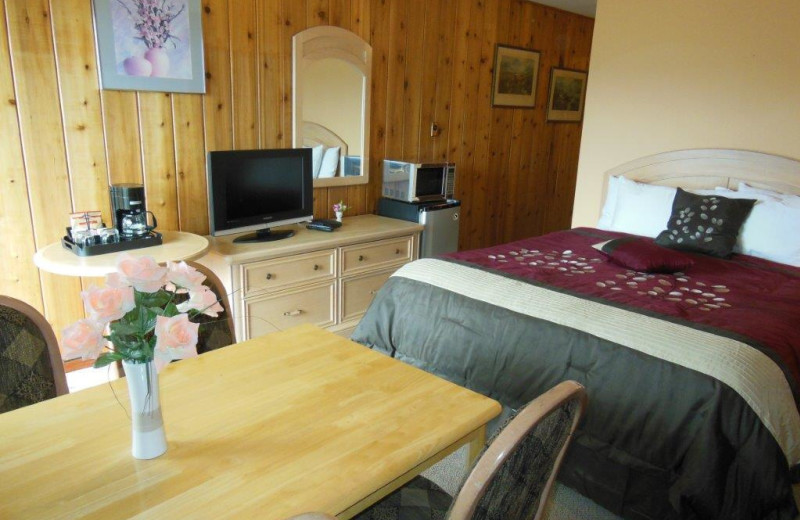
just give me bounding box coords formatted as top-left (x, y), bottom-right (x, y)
top-left (207, 148), bottom-right (313, 243)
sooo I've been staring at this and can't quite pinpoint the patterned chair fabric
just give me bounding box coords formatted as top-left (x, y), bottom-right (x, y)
top-left (0, 297), bottom-right (68, 413)
top-left (469, 398), bottom-right (579, 519)
top-left (352, 381), bottom-right (586, 520)
top-left (184, 261), bottom-right (235, 355)
top-left (353, 476), bottom-right (452, 520)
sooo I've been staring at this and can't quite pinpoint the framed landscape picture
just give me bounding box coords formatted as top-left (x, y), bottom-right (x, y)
top-left (491, 45), bottom-right (540, 108)
top-left (92, 0), bottom-right (206, 93)
top-left (546, 68), bottom-right (588, 122)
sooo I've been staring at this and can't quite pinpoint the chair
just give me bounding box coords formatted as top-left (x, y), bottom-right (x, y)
top-left (0, 296), bottom-right (68, 413)
top-left (183, 261), bottom-right (236, 354)
top-left (289, 380), bottom-right (587, 520)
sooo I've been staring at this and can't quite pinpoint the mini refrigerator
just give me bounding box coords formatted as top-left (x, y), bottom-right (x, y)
top-left (377, 198), bottom-right (461, 258)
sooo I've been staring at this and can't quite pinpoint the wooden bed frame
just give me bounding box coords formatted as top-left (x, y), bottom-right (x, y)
top-left (601, 149), bottom-right (800, 213)
top-left (301, 120), bottom-right (349, 157)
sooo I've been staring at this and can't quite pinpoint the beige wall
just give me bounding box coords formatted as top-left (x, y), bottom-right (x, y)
top-left (572, 0), bottom-right (800, 227)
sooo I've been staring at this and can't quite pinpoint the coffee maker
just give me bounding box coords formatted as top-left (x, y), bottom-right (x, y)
top-left (110, 184), bottom-right (157, 238)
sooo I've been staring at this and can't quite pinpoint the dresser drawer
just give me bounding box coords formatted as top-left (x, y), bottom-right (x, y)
top-left (340, 269), bottom-right (395, 323)
top-left (243, 281), bottom-right (335, 338)
top-left (340, 236), bottom-right (413, 276)
top-left (241, 250), bottom-right (335, 296)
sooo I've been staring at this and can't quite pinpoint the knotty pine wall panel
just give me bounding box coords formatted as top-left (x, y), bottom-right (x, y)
top-left (0, 0), bottom-right (592, 368)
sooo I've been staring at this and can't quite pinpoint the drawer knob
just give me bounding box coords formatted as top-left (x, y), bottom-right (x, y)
top-left (266, 273), bottom-right (273, 280)
top-left (313, 264), bottom-right (320, 271)
top-left (283, 309), bottom-right (303, 317)
top-left (395, 248), bottom-right (401, 254)
top-left (370, 290), bottom-right (378, 295)
top-left (358, 255), bottom-right (365, 261)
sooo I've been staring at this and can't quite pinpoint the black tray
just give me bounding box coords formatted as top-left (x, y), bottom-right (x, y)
top-left (62, 229), bottom-right (163, 257)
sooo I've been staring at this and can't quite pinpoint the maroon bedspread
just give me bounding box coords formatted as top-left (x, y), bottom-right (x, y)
top-left (446, 227), bottom-right (800, 397)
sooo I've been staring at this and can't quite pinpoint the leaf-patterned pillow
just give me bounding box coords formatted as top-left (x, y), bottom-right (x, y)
top-left (655, 188), bottom-right (756, 258)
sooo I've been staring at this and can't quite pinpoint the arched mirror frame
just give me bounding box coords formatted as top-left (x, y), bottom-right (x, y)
top-left (292, 26), bottom-right (372, 188)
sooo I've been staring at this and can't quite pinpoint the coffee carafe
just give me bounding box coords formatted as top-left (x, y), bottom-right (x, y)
top-left (119, 201), bottom-right (158, 237)
top-left (110, 184), bottom-right (157, 237)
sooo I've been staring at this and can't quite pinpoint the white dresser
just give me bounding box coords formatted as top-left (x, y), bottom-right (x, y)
top-left (198, 215), bottom-right (423, 340)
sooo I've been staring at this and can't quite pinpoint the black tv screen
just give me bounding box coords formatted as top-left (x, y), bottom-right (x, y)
top-left (207, 148), bottom-right (313, 243)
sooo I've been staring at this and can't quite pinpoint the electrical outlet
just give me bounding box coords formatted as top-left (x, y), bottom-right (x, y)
top-left (430, 122), bottom-right (441, 137)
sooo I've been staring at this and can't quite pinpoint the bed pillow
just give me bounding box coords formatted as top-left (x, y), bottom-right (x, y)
top-left (596, 176), bottom-right (620, 229)
top-left (655, 188), bottom-right (756, 257)
top-left (736, 198), bottom-right (800, 266)
top-left (318, 146), bottom-right (340, 178)
top-left (306, 144), bottom-right (324, 178)
top-left (605, 176), bottom-right (677, 238)
top-left (737, 183), bottom-right (800, 206)
top-left (593, 237), bottom-right (694, 273)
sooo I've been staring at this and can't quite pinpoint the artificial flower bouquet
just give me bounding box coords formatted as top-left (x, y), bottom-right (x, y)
top-left (62, 253), bottom-right (223, 372)
top-left (333, 200), bottom-right (348, 214)
top-left (121, 0), bottom-right (186, 49)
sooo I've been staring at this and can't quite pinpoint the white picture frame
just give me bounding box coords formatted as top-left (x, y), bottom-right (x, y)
top-left (92, 0), bottom-right (206, 93)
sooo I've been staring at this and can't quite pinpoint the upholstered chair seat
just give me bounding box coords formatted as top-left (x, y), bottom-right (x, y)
top-left (0, 296), bottom-right (68, 413)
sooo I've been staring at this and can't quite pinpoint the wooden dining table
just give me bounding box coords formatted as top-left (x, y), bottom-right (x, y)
top-left (0, 324), bottom-right (501, 519)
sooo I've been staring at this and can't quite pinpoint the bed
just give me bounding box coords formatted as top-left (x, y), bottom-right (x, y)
top-left (351, 149), bottom-right (800, 520)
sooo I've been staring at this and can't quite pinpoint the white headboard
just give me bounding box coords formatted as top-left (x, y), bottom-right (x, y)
top-left (301, 121), bottom-right (349, 157)
top-left (602, 149), bottom-right (800, 209)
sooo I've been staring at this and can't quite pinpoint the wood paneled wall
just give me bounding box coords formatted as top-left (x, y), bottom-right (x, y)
top-left (0, 0), bottom-right (592, 359)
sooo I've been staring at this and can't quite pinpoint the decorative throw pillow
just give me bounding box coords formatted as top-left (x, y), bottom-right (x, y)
top-left (654, 188), bottom-right (756, 258)
top-left (593, 237), bottom-right (694, 273)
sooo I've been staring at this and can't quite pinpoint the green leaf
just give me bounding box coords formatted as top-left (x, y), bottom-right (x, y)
top-left (110, 320), bottom-right (140, 336)
top-left (94, 352), bottom-right (123, 368)
top-left (139, 290), bottom-right (171, 308)
top-left (163, 302), bottom-right (180, 318)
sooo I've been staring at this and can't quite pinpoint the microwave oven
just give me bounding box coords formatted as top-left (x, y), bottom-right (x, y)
top-left (382, 160), bottom-right (456, 203)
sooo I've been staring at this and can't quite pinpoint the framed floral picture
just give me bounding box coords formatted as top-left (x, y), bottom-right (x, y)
top-left (92, 0), bottom-right (206, 93)
top-left (491, 45), bottom-right (540, 108)
top-left (546, 68), bottom-right (588, 122)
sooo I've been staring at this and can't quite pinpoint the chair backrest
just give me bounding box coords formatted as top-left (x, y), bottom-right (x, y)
top-left (183, 261), bottom-right (236, 354)
top-left (447, 380), bottom-right (587, 520)
top-left (0, 296), bottom-right (68, 413)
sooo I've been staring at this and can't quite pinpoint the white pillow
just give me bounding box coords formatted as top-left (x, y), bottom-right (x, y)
top-left (606, 176), bottom-right (677, 238)
top-left (318, 146), bottom-right (340, 178)
top-left (596, 176), bottom-right (620, 230)
top-left (737, 198), bottom-right (800, 266)
top-left (737, 183), bottom-right (800, 207)
top-left (311, 145), bottom-right (324, 178)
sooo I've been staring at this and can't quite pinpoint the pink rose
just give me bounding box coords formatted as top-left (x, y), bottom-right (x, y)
top-left (176, 286), bottom-right (224, 317)
top-left (113, 253), bottom-right (167, 293)
top-left (62, 319), bottom-right (106, 361)
top-left (154, 314), bottom-right (199, 371)
top-left (166, 261), bottom-right (206, 291)
top-left (81, 285), bottom-right (135, 324)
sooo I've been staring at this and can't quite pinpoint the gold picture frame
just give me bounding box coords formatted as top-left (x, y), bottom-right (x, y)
top-left (491, 45), bottom-right (540, 108)
top-left (546, 67), bottom-right (588, 122)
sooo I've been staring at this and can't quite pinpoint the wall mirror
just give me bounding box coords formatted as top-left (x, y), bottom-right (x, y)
top-left (293, 26), bottom-right (372, 188)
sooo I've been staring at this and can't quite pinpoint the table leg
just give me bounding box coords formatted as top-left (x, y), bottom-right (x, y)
top-left (466, 425), bottom-right (486, 470)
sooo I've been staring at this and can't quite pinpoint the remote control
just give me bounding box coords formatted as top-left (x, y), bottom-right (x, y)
top-left (306, 219), bottom-right (342, 232)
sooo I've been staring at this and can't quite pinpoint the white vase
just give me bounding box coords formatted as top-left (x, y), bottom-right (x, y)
top-left (144, 47), bottom-right (170, 77)
top-left (123, 360), bottom-right (167, 459)
top-left (335, 211), bottom-right (343, 222)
